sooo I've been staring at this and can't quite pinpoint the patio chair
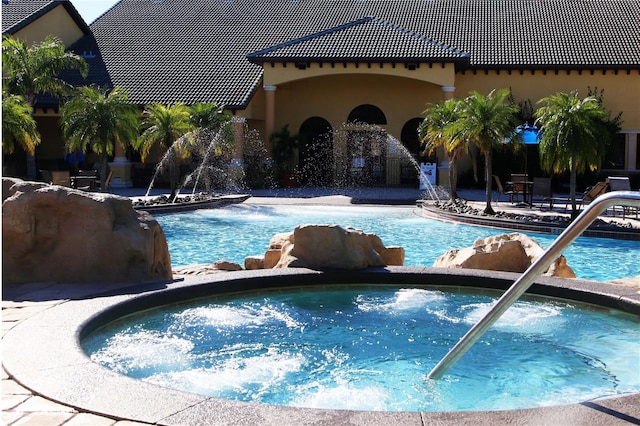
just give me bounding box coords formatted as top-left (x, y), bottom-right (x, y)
top-left (607, 177), bottom-right (638, 219)
top-left (90, 170), bottom-right (113, 192)
top-left (493, 175), bottom-right (517, 203)
top-left (531, 177), bottom-right (553, 209)
top-left (39, 169), bottom-right (53, 184)
top-left (71, 169), bottom-right (99, 190)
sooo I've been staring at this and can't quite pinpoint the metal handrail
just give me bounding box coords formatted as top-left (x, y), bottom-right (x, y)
top-left (428, 190), bottom-right (640, 380)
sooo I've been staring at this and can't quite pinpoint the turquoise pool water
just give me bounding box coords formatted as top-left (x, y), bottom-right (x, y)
top-left (155, 204), bottom-right (639, 281)
top-left (83, 285), bottom-right (640, 412)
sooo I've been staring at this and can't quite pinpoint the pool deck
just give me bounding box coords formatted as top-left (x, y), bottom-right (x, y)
top-left (3, 186), bottom-right (639, 425)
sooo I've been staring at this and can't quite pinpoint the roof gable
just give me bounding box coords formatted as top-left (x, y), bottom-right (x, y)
top-left (247, 16), bottom-right (470, 64)
top-left (2, 0), bottom-right (90, 36)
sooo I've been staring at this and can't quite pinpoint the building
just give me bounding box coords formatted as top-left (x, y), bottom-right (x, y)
top-left (3, 0), bottom-right (639, 188)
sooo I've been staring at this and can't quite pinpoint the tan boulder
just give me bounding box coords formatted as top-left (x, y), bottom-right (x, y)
top-left (269, 232), bottom-right (293, 249)
top-left (2, 179), bottom-right (172, 284)
top-left (367, 234), bottom-right (405, 266)
top-left (264, 249), bottom-right (283, 269)
top-left (433, 232), bottom-right (575, 278)
top-left (244, 255), bottom-right (265, 270)
top-left (274, 224), bottom-right (392, 269)
top-left (213, 260), bottom-right (242, 271)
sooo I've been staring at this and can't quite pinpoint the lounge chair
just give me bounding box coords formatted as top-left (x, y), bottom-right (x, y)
top-left (575, 181), bottom-right (609, 210)
top-left (607, 176), bottom-right (638, 219)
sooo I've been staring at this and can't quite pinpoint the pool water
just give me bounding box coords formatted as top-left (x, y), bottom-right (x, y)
top-left (155, 204), bottom-right (639, 281)
top-left (83, 286), bottom-right (640, 412)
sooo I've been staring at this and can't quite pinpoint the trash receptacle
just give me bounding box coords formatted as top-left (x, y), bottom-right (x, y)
top-left (419, 162), bottom-right (436, 189)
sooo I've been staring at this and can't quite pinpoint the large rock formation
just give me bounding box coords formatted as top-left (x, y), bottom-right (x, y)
top-left (268, 224), bottom-right (404, 269)
top-left (2, 179), bottom-right (172, 284)
top-left (433, 232), bottom-right (575, 278)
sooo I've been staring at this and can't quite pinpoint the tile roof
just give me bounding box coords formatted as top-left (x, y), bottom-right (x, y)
top-left (2, 0), bottom-right (89, 36)
top-left (27, 0), bottom-right (640, 108)
top-left (247, 16), bottom-right (470, 64)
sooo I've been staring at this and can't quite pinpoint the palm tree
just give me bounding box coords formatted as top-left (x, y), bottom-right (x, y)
top-left (61, 86), bottom-right (139, 190)
top-left (188, 102), bottom-right (232, 161)
top-left (2, 35), bottom-right (88, 179)
top-left (136, 103), bottom-right (194, 200)
top-left (187, 103), bottom-right (232, 191)
top-left (2, 91), bottom-right (41, 156)
top-left (419, 99), bottom-right (467, 200)
top-left (535, 91), bottom-right (613, 218)
top-left (449, 89), bottom-right (520, 214)
top-left (190, 102), bottom-right (229, 131)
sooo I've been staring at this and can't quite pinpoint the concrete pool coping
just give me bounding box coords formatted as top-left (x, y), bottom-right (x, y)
top-left (3, 267), bottom-right (640, 425)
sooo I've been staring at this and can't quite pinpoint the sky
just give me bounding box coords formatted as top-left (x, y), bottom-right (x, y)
top-left (71, 0), bottom-right (120, 24)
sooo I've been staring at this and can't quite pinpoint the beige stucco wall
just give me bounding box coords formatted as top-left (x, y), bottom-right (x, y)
top-left (263, 62), bottom-right (456, 88)
top-left (248, 66), bottom-right (640, 135)
top-left (454, 70), bottom-right (640, 130)
top-left (11, 5), bottom-right (85, 47)
top-left (248, 71), bottom-right (446, 138)
top-left (242, 65), bottom-right (640, 185)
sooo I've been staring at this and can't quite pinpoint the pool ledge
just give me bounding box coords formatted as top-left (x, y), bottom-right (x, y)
top-left (4, 267), bottom-right (640, 425)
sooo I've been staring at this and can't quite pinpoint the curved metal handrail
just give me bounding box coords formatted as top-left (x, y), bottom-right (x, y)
top-left (428, 190), bottom-right (640, 380)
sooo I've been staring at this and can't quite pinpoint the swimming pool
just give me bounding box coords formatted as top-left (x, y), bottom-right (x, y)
top-left (155, 204), bottom-right (639, 281)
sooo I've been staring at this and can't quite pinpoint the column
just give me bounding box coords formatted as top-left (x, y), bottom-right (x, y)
top-left (108, 140), bottom-right (133, 188)
top-left (228, 116), bottom-right (246, 187)
top-left (232, 116), bottom-right (246, 161)
top-left (627, 133), bottom-right (638, 170)
top-left (442, 86), bottom-right (456, 101)
top-left (264, 85), bottom-right (277, 156)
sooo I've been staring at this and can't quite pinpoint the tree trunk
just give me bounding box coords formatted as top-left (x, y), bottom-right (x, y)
top-left (483, 149), bottom-right (496, 215)
top-left (448, 154), bottom-right (458, 200)
top-left (169, 159), bottom-right (179, 201)
top-left (569, 161), bottom-right (578, 219)
top-left (99, 155), bottom-right (109, 192)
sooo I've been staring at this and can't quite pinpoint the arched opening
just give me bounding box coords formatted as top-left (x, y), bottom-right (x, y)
top-left (342, 105), bottom-right (387, 186)
top-left (399, 117), bottom-right (426, 186)
top-left (347, 104), bottom-right (387, 125)
top-left (298, 117), bottom-right (333, 186)
top-left (401, 118), bottom-right (424, 160)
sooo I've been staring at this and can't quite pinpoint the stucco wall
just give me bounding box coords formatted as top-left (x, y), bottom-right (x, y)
top-left (251, 73), bottom-right (444, 139)
top-left (454, 70), bottom-right (640, 130)
top-left (11, 5), bottom-right (85, 47)
top-left (245, 66), bottom-right (639, 139)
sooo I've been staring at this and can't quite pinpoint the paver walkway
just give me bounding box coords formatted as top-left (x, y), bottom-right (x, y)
top-left (2, 284), bottom-right (150, 425)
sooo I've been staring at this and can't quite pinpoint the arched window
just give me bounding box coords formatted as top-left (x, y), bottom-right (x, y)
top-left (347, 104), bottom-right (387, 125)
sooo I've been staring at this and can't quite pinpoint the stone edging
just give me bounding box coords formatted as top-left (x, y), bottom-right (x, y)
top-left (418, 204), bottom-right (640, 240)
